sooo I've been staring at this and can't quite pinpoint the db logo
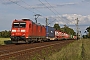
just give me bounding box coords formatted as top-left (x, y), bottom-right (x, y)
top-left (17, 30), bottom-right (20, 32)
top-left (17, 28), bottom-right (20, 32)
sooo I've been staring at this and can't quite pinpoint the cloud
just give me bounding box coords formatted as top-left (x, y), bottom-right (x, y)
top-left (45, 14), bottom-right (90, 26)
top-left (23, 2), bottom-right (77, 9)
top-left (2, 0), bottom-right (21, 5)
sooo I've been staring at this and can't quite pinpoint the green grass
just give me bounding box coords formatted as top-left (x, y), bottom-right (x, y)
top-left (82, 39), bottom-right (90, 60)
top-left (47, 39), bottom-right (90, 60)
top-left (29, 46), bottom-right (57, 60)
top-left (0, 38), bottom-right (11, 45)
top-left (5, 39), bottom-right (90, 60)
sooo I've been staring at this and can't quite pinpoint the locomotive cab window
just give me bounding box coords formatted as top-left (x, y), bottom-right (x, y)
top-left (13, 22), bottom-right (26, 28)
top-left (20, 22), bottom-right (26, 28)
top-left (13, 23), bottom-right (19, 28)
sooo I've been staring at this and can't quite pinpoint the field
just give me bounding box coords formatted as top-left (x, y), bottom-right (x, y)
top-left (0, 38), bottom-right (11, 45)
top-left (47, 39), bottom-right (90, 60)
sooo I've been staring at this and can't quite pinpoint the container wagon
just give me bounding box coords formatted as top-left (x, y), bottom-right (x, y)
top-left (46, 26), bottom-right (56, 40)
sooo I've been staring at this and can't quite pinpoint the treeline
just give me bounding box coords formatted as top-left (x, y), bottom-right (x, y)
top-left (54, 24), bottom-right (90, 38)
top-left (0, 30), bottom-right (10, 38)
top-left (54, 24), bottom-right (76, 36)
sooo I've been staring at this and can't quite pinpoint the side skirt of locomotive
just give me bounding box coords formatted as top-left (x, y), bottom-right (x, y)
top-left (11, 36), bottom-right (47, 44)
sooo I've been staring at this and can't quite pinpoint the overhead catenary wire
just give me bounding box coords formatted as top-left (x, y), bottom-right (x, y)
top-left (8, 0), bottom-right (36, 14)
top-left (44, 0), bottom-right (75, 25)
top-left (44, 0), bottom-right (62, 25)
top-left (8, 0), bottom-right (69, 26)
top-left (8, 0), bottom-right (56, 23)
top-left (38, 0), bottom-right (57, 16)
top-left (44, 0), bottom-right (61, 16)
top-left (17, 0), bottom-right (59, 25)
top-left (20, 0), bottom-right (56, 24)
top-left (38, 0), bottom-right (68, 25)
top-left (20, 0), bottom-right (47, 19)
top-left (38, 0), bottom-right (64, 20)
top-left (8, 0), bottom-right (48, 24)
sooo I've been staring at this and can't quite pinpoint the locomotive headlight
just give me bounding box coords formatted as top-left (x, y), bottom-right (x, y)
top-left (21, 30), bottom-right (25, 32)
top-left (12, 30), bottom-right (16, 32)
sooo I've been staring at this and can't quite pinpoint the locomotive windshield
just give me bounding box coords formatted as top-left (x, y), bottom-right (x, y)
top-left (20, 22), bottom-right (26, 28)
top-left (13, 22), bottom-right (26, 28)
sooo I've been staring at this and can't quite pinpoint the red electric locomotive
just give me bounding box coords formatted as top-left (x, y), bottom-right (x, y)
top-left (11, 19), bottom-right (46, 43)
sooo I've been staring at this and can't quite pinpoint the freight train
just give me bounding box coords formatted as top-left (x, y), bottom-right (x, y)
top-left (10, 19), bottom-right (77, 43)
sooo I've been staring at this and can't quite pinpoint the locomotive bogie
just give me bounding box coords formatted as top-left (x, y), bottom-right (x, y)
top-left (11, 36), bottom-right (26, 43)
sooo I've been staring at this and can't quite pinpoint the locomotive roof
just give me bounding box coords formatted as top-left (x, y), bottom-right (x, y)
top-left (22, 19), bottom-right (31, 21)
top-left (14, 19), bottom-right (32, 22)
top-left (13, 19), bottom-right (45, 27)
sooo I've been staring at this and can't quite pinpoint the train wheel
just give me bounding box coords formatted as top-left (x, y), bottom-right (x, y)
top-left (31, 40), bottom-right (35, 44)
top-left (40, 40), bottom-right (44, 43)
top-left (26, 39), bottom-right (29, 44)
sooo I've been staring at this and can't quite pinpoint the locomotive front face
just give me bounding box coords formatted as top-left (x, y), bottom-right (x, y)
top-left (11, 22), bottom-right (27, 43)
top-left (11, 22), bottom-right (26, 36)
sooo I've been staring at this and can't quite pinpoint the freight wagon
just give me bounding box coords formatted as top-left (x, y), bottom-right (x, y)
top-left (46, 26), bottom-right (56, 40)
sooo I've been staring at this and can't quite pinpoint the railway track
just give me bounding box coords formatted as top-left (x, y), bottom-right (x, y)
top-left (0, 40), bottom-right (74, 60)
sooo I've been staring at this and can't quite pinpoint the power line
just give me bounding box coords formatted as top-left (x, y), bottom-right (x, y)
top-left (20, 0), bottom-right (46, 17)
top-left (8, 0), bottom-right (58, 25)
top-left (44, 0), bottom-right (61, 16)
top-left (20, 0), bottom-right (59, 24)
top-left (17, 0), bottom-right (57, 23)
top-left (38, 0), bottom-right (73, 25)
top-left (40, 0), bottom-right (63, 21)
top-left (8, 0), bottom-right (36, 14)
top-left (38, 0), bottom-right (57, 16)
top-left (8, 0), bottom-right (47, 23)
top-left (21, 0), bottom-right (55, 24)
top-left (44, 0), bottom-right (60, 19)
top-left (44, 0), bottom-right (75, 25)
top-left (38, 0), bottom-right (63, 24)
top-left (8, 0), bottom-right (67, 25)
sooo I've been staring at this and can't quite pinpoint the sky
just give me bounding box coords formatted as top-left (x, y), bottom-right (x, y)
top-left (0, 0), bottom-right (90, 35)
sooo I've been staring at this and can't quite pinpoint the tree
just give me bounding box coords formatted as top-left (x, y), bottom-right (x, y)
top-left (86, 26), bottom-right (90, 38)
top-left (60, 25), bottom-right (76, 35)
top-left (54, 24), bottom-right (76, 35)
top-left (0, 32), bottom-right (1, 37)
top-left (54, 24), bottom-right (60, 30)
top-left (0, 30), bottom-right (10, 38)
